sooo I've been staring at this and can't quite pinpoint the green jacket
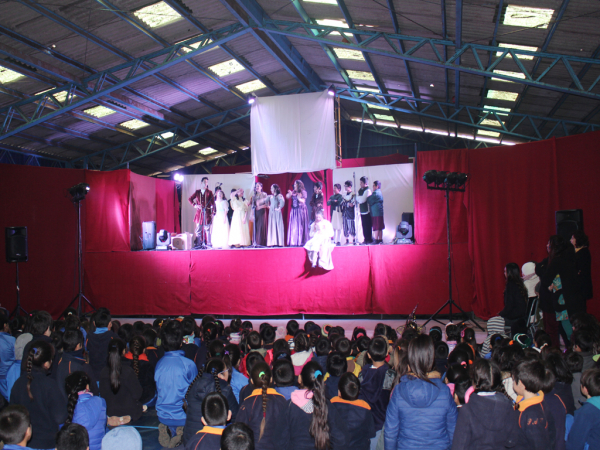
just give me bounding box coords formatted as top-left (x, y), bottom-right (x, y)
top-left (367, 189), bottom-right (384, 217)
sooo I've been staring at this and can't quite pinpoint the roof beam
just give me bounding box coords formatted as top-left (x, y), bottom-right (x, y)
top-left (219, 0), bottom-right (323, 91)
top-left (259, 19), bottom-right (600, 101)
top-left (455, 0), bottom-right (462, 109)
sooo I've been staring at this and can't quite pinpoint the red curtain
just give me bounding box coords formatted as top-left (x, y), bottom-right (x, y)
top-left (341, 154), bottom-right (409, 168)
top-left (84, 170), bottom-right (130, 252)
top-left (156, 178), bottom-right (180, 234)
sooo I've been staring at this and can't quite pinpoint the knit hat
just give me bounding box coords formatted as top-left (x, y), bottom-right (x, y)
top-left (101, 427), bottom-right (142, 450)
top-left (14, 333), bottom-right (33, 361)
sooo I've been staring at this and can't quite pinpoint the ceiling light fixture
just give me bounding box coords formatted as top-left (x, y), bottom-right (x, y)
top-left (327, 85), bottom-right (336, 96)
top-left (134, 1), bottom-right (182, 28)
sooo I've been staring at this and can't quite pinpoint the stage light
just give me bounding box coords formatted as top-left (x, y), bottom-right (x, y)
top-left (434, 171), bottom-right (448, 185)
top-left (174, 173), bottom-right (184, 183)
top-left (327, 85), bottom-right (336, 96)
top-left (456, 173), bottom-right (468, 187)
top-left (68, 183), bottom-right (90, 202)
top-left (423, 170), bottom-right (438, 184)
top-left (445, 172), bottom-right (459, 187)
top-left (247, 94), bottom-right (257, 104)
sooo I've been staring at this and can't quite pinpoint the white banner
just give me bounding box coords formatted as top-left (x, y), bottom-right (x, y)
top-left (181, 173), bottom-right (256, 234)
top-left (332, 163), bottom-right (414, 243)
top-left (251, 91), bottom-right (336, 175)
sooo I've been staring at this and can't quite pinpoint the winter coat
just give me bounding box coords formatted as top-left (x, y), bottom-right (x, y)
top-left (237, 388), bottom-right (290, 450)
top-left (566, 396), bottom-right (600, 450)
top-left (330, 397), bottom-right (376, 450)
top-left (451, 392), bottom-right (519, 450)
top-left (553, 381), bottom-right (575, 415)
top-left (10, 367), bottom-right (68, 449)
top-left (358, 364), bottom-right (394, 431)
top-left (71, 393), bottom-right (106, 450)
top-left (384, 375), bottom-right (457, 450)
top-left (185, 425), bottom-right (225, 450)
top-left (500, 282), bottom-right (528, 320)
top-left (515, 392), bottom-right (554, 450)
top-left (86, 329), bottom-right (119, 379)
top-left (124, 352), bottom-right (156, 404)
top-left (99, 358), bottom-right (144, 421)
top-left (325, 375), bottom-right (342, 400)
top-left (0, 332), bottom-right (15, 400)
top-left (544, 390), bottom-right (567, 450)
top-left (55, 349), bottom-right (99, 398)
top-left (155, 350), bottom-right (198, 426)
top-left (183, 373), bottom-right (239, 445)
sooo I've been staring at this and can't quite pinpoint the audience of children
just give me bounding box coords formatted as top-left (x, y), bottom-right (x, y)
top-left (1, 309), bottom-right (600, 450)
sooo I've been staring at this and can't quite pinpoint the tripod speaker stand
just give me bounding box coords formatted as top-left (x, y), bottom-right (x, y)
top-left (6, 226), bottom-right (28, 318)
top-left (421, 171), bottom-right (483, 331)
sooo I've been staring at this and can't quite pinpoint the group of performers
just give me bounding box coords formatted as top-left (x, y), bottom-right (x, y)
top-left (187, 175), bottom-right (385, 255)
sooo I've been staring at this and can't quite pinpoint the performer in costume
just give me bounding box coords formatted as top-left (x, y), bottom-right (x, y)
top-left (367, 180), bottom-right (384, 244)
top-left (309, 181), bottom-right (324, 223)
top-left (304, 211), bottom-right (335, 270)
top-left (188, 176), bottom-right (215, 248)
top-left (267, 184), bottom-right (285, 247)
top-left (356, 176), bottom-right (373, 244)
top-left (286, 180), bottom-right (310, 246)
top-left (211, 189), bottom-right (230, 249)
top-left (249, 182), bottom-right (268, 246)
top-left (228, 188), bottom-right (250, 247)
top-left (327, 184), bottom-right (344, 246)
top-left (341, 180), bottom-right (357, 245)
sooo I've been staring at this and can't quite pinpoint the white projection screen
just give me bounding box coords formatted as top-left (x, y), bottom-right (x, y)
top-left (332, 163), bottom-right (414, 243)
top-left (181, 173), bottom-right (256, 235)
top-left (251, 91), bottom-right (336, 175)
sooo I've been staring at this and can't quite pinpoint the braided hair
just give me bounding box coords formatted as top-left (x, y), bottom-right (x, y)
top-left (107, 339), bottom-right (126, 394)
top-left (183, 358), bottom-right (225, 412)
top-left (25, 341), bottom-right (54, 400)
top-left (250, 361), bottom-right (271, 441)
top-left (129, 335), bottom-right (146, 378)
top-left (300, 361), bottom-right (330, 450)
top-left (64, 371), bottom-right (91, 424)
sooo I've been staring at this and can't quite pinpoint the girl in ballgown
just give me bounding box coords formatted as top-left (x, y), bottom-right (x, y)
top-left (250, 182), bottom-right (268, 246)
top-left (286, 180), bottom-right (309, 246)
top-left (211, 190), bottom-right (230, 249)
top-left (267, 184), bottom-right (285, 247)
top-left (228, 188), bottom-right (250, 247)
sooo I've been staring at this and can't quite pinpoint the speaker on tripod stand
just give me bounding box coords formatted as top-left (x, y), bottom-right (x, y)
top-left (5, 226), bottom-right (28, 318)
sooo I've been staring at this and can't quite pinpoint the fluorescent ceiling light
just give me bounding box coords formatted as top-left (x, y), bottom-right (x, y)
top-left (374, 114), bottom-right (394, 121)
top-left (83, 105), bottom-right (115, 118)
top-left (496, 43), bottom-right (538, 60)
top-left (457, 133), bottom-right (475, 140)
top-left (236, 79), bottom-right (266, 93)
top-left (179, 140), bottom-right (199, 148)
top-left (160, 131), bottom-right (174, 139)
top-left (120, 119), bottom-right (149, 130)
top-left (483, 105), bottom-right (511, 116)
top-left (376, 121), bottom-right (398, 128)
top-left (0, 66), bottom-right (24, 83)
top-left (486, 90), bottom-right (519, 101)
top-left (347, 70), bottom-right (375, 81)
top-left (478, 130), bottom-right (501, 137)
top-left (333, 48), bottom-right (364, 60)
top-left (199, 147), bottom-right (218, 155)
top-left (351, 118), bottom-right (374, 124)
top-left (304, 0), bottom-right (338, 4)
top-left (38, 89), bottom-right (76, 103)
top-left (480, 119), bottom-right (505, 127)
top-left (317, 19), bottom-right (348, 36)
top-left (425, 129), bottom-right (449, 136)
top-left (476, 137), bottom-right (501, 144)
top-left (134, 2), bottom-right (181, 28)
top-left (357, 86), bottom-right (380, 92)
top-left (177, 38), bottom-right (217, 54)
top-left (401, 125), bottom-right (423, 131)
top-left (492, 69), bottom-right (527, 82)
top-left (503, 5), bottom-right (554, 29)
top-left (208, 59), bottom-right (245, 77)
top-left (368, 104), bottom-right (389, 111)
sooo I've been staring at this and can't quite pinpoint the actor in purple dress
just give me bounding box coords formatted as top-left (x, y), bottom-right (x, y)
top-left (286, 180), bottom-right (310, 246)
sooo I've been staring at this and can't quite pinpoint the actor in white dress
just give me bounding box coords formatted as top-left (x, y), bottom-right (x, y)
top-left (211, 190), bottom-right (230, 249)
top-left (267, 183), bottom-right (285, 247)
top-left (304, 211), bottom-right (335, 270)
top-left (228, 188), bottom-right (250, 247)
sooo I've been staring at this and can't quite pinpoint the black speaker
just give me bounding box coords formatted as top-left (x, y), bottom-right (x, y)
top-left (142, 221), bottom-right (156, 250)
top-left (556, 209), bottom-right (583, 242)
top-left (5, 227), bottom-right (28, 263)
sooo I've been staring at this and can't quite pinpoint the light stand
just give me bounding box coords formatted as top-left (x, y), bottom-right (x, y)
top-left (422, 171), bottom-right (483, 331)
top-left (10, 262), bottom-right (28, 318)
top-left (67, 183), bottom-right (95, 318)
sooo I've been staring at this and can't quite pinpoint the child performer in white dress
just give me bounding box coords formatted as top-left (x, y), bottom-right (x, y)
top-left (228, 188), bottom-right (250, 247)
top-left (304, 211), bottom-right (335, 270)
top-left (267, 184), bottom-right (285, 247)
top-left (211, 190), bottom-right (230, 249)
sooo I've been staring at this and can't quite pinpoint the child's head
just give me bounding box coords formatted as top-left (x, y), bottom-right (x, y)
top-left (221, 423), bottom-right (255, 450)
top-left (429, 327), bottom-right (443, 343)
top-left (534, 331), bottom-right (552, 350)
top-left (260, 326), bottom-right (276, 345)
top-left (566, 352), bottom-right (584, 373)
top-left (161, 320), bottom-right (183, 351)
top-left (272, 359), bottom-right (295, 387)
top-left (434, 341), bottom-right (449, 360)
top-left (181, 317), bottom-right (197, 338)
top-left (445, 324), bottom-right (461, 342)
top-left (56, 423), bottom-right (89, 450)
top-left (250, 362), bottom-right (272, 440)
top-left (225, 344), bottom-right (241, 368)
top-left (448, 348), bottom-right (471, 370)
top-left (497, 344), bottom-right (524, 372)
top-left (407, 334), bottom-right (435, 380)
top-left (247, 331), bottom-right (262, 349)
top-left (445, 364), bottom-right (470, 405)
top-left (572, 329), bottom-right (595, 353)
top-left (209, 339), bottom-right (226, 358)
top-left (299, 361), bottom-right (330, 450)
top-left (65, 371), bottom-right (91, 424)
top-left (471, 359), bottom-right (502, 392)
top-left (581, 368), bottom-right (600, 398)
top-left (117, 324), bottom-right (133, 343)
top-left (326, 352), bottom-right (348, 377)
top-left (461, 327), bottom-right (476, 346)
top-left (286, 320), bottom-right (299, 336)
top-left (245, 352), bottom-right (265, 378)
top-left (0, 405), bottom-right (31, 446)
top-left (338, 372), bottom-right (360, 401)
top-left (315, 337), bottom-right (331, 357)
top-left (355, 336), bottom-right (371, 354)
top-left (62, 329), bottom-right (84, 352)
top-left (543, 353), bottom-right (573, 385)
top-left (334, 337), bottom-right (352, 358)
top-left (93, 310), bottom-right (111, 328)
top-left (25, 340), bottom-right (55, 399)
top-left (142, 328), bottom-right (157, 347)
top-left (202, 392), bottom-right (230, 426)
top-left (293, 331), bottom-right (310, 352)
top-left (367, 336), bottom-right (388, 362)
top-left (512, 360), bottom-right (555, 395)
top-left (351, 327), bottom-right (367, 342)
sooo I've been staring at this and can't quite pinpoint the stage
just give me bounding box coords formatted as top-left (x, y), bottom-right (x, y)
top-left (83, 242), bottom-right (474, 317)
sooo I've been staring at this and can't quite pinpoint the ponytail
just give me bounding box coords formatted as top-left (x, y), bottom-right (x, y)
top-left (25, 340), bottom-right (54, 401)
top-left (64, 371), bottom-right (91, 425)
top-left (183, 367), bottom-right (204, 412)
top-left (212, 367), bottom-right (222, 394)
top-left (301, 362), bottom-right (330, 450)
top-left (130, 335), bottom-right (145, 378)
top-left (108, 339), bottom-right (126, 394)
top-left (25, 348), bottom-right (34, 401)
top-left (250, 361), bottom-right (271, 442)
top-left (259, 373), bottom-right (268, 440)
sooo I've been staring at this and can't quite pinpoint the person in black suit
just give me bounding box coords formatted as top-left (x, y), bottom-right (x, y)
top-left (571, 230), bottom-right (593, 309)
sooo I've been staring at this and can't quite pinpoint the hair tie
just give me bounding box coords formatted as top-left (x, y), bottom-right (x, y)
top-left (356, 333), bottom-right (364, 339)
top-left (259, 371), bottom-right (266, 378)
top-left (460, 329), bottom-right (465, 338)
top-left (224, 350), bottom-right (229, 355)
top-left (33, 347), bottom-right (38, 353)
top-left (211, 368), bottom-right (216, 374)
top-left (314, 370), bottom-right (323, 378)
top-left (460, 361), bottom-right (467, 367)
top-left (468, 360), bottom-right (473, 365)
top-left (447, 383), bottom-right (455, 396)
top-left (215, 352), bottom-right (221, 356)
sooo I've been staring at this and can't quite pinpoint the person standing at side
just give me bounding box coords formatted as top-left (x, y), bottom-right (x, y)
top-left (356, 176), bottom-right (373, 244)
top-left (367, 180), bottom-right (384, 244)
top-left (327, 184), bottom-right (344, 246)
